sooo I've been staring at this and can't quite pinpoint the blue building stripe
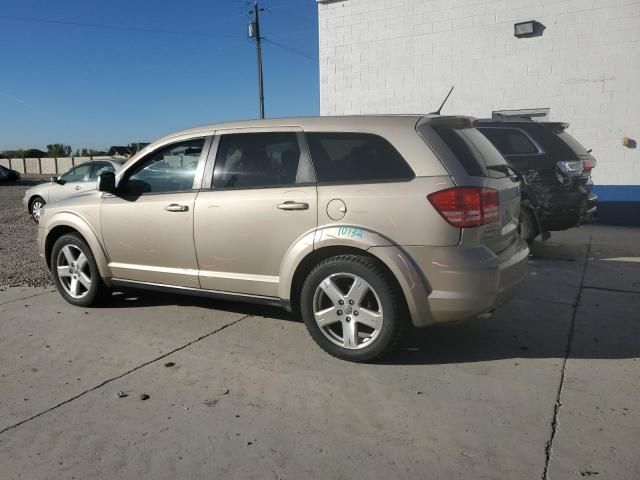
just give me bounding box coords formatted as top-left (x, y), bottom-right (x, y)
top-left (591, 185), bottom-right (640, 226)
top-left (592, 185), bottom-right (640, 202)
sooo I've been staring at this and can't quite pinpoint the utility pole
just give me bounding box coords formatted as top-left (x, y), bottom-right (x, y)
top-left (249, 2), bottom-right (265, 119)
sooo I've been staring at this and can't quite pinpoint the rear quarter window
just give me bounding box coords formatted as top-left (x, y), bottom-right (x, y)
top-left (305, 132), bottom-right (414, 183)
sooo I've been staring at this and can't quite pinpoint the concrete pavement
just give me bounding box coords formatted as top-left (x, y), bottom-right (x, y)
top-left (0, 225), bottom-right (638, 479)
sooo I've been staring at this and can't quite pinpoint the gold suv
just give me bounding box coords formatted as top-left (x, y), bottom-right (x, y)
top-left (38, 116), bottom-right (529, 362)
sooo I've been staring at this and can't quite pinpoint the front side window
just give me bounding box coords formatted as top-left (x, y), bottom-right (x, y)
top-left (61, 164), bottom-right (91, 182)
top-left (123, 138), bottom-right (204, 194)
top-left (88, 162), bottom-right (115, 181)
top-left (306, 132), bottom-right (414, 183)
top-left (212, 132), bottom-right (304, 189)
top-left (479, 128), bottom-right (539, 156)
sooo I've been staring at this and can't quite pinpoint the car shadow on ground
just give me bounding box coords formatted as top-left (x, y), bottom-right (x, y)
top-left (103, 290), bottom-right (297, 322)
top-left (102, 288), bottom-right (639, 365)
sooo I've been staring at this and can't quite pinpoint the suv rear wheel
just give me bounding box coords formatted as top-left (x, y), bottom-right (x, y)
top-left (300, 255), bottom-right (405, 362)
top-left (520, 207), bottom-right (539, 244)
top-left (51, 233), bottom-right (111, 307)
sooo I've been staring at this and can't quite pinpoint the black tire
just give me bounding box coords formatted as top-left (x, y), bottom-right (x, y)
top-left (300, 254), bottom-right (406, 363)
top-left (50, 233), bottom-right (111, 307)
top-left (520, 207), bottom-right (539, 245)
top-left (30, 196), bottom-right (46, 223)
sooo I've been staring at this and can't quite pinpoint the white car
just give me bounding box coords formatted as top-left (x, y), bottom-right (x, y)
top-left (23, 159), bottom-right (126, 222)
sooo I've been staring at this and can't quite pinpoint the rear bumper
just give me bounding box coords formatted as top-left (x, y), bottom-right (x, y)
top-left (402, 238), bottom-right (529, 326)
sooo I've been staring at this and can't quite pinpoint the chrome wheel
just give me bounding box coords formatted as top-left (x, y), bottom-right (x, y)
top-left (312, 273), bottom-right (383, 350)
top-left (31, 199), bottom-right (44, 222)
top-left (56, 245), bottom-right (92, 299)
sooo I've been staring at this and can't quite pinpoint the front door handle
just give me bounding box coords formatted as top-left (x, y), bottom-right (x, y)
top-left (74, 185), bottom-right (81, 190)
top-left (277, 201), bottom-right (309, 211)
top-left (164, 204), bottom-right (189, 212)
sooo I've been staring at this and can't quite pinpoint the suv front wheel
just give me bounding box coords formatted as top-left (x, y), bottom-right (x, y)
top-left (51, 233), bottom-right (111, 307)
top-left (300, 255), bottom-right (405, 362)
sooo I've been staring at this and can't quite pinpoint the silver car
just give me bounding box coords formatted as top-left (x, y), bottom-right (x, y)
top-left (37, 116), bottom-right (529, 362)
top-left (23, 159), bottom-right (125, 222)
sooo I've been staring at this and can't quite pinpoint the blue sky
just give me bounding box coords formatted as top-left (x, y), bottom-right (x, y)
top-left (0, 0), bottom-right (318, 151)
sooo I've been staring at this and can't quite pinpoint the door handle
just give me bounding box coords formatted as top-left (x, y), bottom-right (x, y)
top-left (277, 201), bottom-right (309, 211)
top-left (164, 204), bottom-right (189, 212)
top-left (74, 185), bottom-right (81, 190)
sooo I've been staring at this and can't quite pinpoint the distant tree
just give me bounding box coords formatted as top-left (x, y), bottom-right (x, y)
top-left (73, 148), bottom-right (108, 157)
top-left (47, 144), bottom-right (72, 157)
top-left (1, 148), bottom-right (47, 158)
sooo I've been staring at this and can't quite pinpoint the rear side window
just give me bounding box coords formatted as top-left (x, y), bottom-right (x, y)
top-left (478, 128), bottom-right (539, 155)
top-left (306, 132), bottom-right (414, 183)
top-left (212, 132), bottom-right (308, 189)
top-left (428, 124), bottom-right (509, 178)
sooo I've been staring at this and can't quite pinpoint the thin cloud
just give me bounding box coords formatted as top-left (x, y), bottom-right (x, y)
top-left (0, 92), bottom-right (34, 110)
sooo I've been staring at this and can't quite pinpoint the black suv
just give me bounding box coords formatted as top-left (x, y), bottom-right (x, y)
top-left (477, 118), bottom-right (597, 243)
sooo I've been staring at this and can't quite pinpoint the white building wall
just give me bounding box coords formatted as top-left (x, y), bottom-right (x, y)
top-left (318, 0), bottom-right (640, 191)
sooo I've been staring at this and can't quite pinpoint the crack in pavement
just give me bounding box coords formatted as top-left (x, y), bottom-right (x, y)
top-left (0, 314), bottom-right (249, 436)
top-left (541, 235), bottom-right (592, 480)
top-left (0, 288), bottom-right (56, 306)
top-left (582, 285), bottom-right (640, 295)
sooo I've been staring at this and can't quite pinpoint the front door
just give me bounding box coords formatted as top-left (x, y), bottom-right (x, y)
top-left (194, 129), bottom-right (317, 297)
top-left (51, 163), bottom-right (94, 202)
top-left (100, 138), bottom-right (208, 288)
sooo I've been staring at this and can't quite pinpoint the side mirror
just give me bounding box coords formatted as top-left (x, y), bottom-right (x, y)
top-left (51, 175), bottom-right (64, 185)
top-left (97, 172), bottom-right (116, 193)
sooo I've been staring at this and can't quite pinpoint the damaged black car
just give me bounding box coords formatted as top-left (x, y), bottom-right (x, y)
top-left (477, 118), bottom-right (597, 243)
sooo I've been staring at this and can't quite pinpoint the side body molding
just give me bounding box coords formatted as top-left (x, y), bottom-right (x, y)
top-left (278, 225), bottom-right (434, 327)
top-left (43, 211), bottom-right (112, 278)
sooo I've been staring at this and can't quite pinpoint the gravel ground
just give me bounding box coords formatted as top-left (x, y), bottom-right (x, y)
top-left (0, 178), bottom-right (53, 287)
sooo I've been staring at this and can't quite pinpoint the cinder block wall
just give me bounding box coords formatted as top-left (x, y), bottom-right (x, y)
top-left (318, 0), bottom-right (640, 217)
top-left (0, 156), bottom-right (105, 175)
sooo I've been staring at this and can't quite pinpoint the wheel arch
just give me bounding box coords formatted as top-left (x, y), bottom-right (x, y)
top-left (44, 214), bottom-right (111, 277)
top-left (280, 226), bottom-right (432, 326)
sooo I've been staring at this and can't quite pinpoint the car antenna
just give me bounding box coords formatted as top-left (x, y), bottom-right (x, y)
top-left (431, 86), bottom-right (454, 115)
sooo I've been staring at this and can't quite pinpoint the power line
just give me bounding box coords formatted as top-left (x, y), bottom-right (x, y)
top-left (263, 37), bottom-right (317, 62)
top-left (0, 14), bottom-right (240, 38)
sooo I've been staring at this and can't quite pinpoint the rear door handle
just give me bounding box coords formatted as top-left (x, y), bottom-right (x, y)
top-left (164, 204), bottom-right (189, 212)
top-left (277, 201), bottom-right (309, 211)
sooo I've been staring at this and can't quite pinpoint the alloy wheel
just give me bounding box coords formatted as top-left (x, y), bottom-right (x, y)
top-left (312, 273), bottom-right (384, 349)
top-left (31, 200), bottom-right (44, 222)
top-left (56, 244), bottom-right (92, 299)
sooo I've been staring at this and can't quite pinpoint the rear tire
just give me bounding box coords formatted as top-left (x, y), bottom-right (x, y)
top-left (51, 233), bottom-right (111, 307)
top-left (300, 255), bottom-right (405, 363)
top-left (520, 207), bottom-right (539, 245)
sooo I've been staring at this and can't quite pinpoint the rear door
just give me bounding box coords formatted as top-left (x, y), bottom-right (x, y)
top-left (418, 118), bottom-right (522, 254)
top-left (193, 128), bottom-right (317, 298)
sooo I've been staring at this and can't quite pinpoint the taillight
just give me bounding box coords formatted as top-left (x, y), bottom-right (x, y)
top-left (583, 158), bottom-right (596, 174)
top-left (557, 160), bottom-right (584, 176)
top-left (427, 187), bottom-right (500, 228)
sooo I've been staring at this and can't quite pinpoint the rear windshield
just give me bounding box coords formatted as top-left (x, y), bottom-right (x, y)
top-left (555, 131), bottom-right (590, 156)
top-left (420, 122), bottom-right (510, 178)
top-left (523, 125), bottom-right (583, 160)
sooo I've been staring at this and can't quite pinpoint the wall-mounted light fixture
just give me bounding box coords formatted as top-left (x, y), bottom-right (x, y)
top-left (514, 20), bottom-right (542, 38)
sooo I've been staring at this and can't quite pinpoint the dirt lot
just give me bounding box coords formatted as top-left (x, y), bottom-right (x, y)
top-left (1, 180), bottom-right (639, 479)
top-left (0, 177), bottom-right (52, 287)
